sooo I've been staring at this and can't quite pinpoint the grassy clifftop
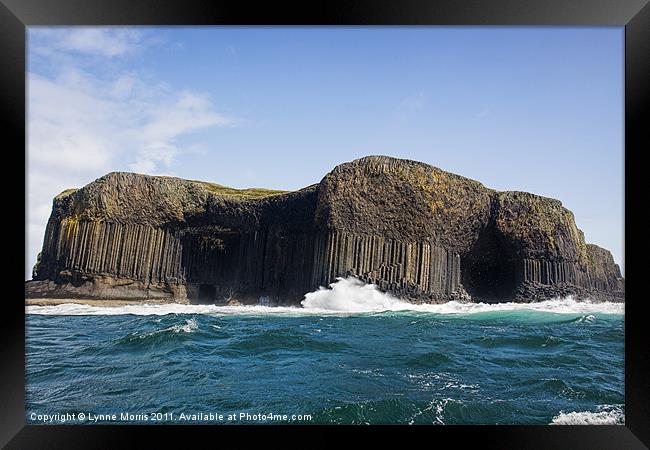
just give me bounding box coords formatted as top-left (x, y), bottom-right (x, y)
top-left (189, 180), bottom-right (287, 200)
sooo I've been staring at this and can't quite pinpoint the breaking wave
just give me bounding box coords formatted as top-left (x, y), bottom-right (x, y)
top-left (115, 319), bottom-right (199, 346)
top-left (550, 405), bottom-right (624, 425)
top-left (168, 318), bottom-right (198, 333)
top-left (301, 277), bottom-right (624, 315)
top-left (301, 277), bottom-right (403, 312)
top-left (26, 277), bottom-right (623, 317)
top-left (26, 302), bottom-right (304, 316)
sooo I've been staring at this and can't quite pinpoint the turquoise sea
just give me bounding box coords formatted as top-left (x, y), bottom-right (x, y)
top-left (25, 278), bottom-right (624, 425)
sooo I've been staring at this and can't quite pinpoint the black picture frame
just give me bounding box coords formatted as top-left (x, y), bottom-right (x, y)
top-left (2, 0), bottom-right (647, 447)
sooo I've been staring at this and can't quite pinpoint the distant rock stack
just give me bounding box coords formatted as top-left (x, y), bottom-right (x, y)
top-left (26, 156), bottom-right (625, 304)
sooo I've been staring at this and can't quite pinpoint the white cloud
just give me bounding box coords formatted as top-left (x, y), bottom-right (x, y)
top-left (30, 28), bottom-right (147, 58)
top-left (26, 28), bottom-right (236, 279)
top-left (111, 74), bottom-right (137, 98)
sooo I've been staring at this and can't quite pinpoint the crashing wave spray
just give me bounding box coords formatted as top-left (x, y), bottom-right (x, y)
top-left (26, 277), bottom-right (624, 316)
top-left (301, 277), bottom-right (406, 312)
top-left (301, 277), bottom-right (624, 315)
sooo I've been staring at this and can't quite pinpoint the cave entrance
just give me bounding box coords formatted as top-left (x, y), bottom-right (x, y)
top-left (462, 229), bottom-right (518, 303)
top-left (197, 284), bottom-right (216, 304)
top-left (463, 257), bottom-right (517, 302)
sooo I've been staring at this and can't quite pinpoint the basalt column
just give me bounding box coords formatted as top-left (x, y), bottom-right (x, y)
top-left (179, 228), bottom-right (322, 304)
top-left (37, 218), bottom-right (184, 285)
top-left (311, 231), bottom-right (463, 302)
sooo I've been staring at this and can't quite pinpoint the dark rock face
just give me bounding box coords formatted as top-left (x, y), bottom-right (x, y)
top-left (26, 156), bottom-right (624, 304)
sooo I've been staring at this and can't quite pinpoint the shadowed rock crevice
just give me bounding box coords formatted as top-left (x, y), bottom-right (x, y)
top-left (462, 229), bottom-right (519, 303)
top-left (26, 156), bottom-right (624, 304)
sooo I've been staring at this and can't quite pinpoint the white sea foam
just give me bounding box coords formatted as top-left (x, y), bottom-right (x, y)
top-left (26, 276), bottom-right (624, 317)
top-left (575, 314), bottom-right (597, 324)
top-left (131, 319), bottom-right (198, 339)
top-left (302, 277), bottom-right (623, 316)
top-left (301, 277), bottom-right (404, 312)
top-left (26, 302), bottom-right (303, 317)
top-left (550, 405), bottom-right (624, 425)
top-left (169, 318), bottom-right (198, 333)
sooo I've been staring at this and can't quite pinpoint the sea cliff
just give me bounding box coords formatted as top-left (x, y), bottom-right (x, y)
top-left (26, 156), bottom-right (624, 305)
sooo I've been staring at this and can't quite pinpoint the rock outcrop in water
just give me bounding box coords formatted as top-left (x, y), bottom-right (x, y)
top-left (26, 156), bottom-right (624, 305)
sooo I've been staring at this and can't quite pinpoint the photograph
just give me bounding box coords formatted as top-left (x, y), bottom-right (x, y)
top-left (23, 25), bottom-right (626, 426)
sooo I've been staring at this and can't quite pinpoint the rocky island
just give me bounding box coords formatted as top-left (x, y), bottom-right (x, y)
top-left (25, 156), bottom-right (624, 305)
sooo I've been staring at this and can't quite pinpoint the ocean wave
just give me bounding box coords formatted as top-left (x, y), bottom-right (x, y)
top-left (550, 405), bottom-right (624, 425)
top-left (116, 319), bottom-right (199, 346)
top-left (301, 277), bottom-right (624, 315)
top-left (168, 318), bottom-right (198, 334)
top-left (26, 302), bottom-right (307, 317)
top-left (223, 329), bottom-right (350, 354)
top-left (26, 277), bottom-right (624, 317)
top-left (131, 319), bottom-right (198, 338)
top-left (301, 277), bottom-right (402, 312)
top-left (574, 314), bottom-right (597, 324)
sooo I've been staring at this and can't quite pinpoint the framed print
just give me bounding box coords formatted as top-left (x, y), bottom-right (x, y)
top-left (1, 0), bottom-right (648, 447)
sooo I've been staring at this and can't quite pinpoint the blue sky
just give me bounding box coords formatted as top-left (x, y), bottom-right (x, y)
top-left (26, 27), bottom-right (624, 279)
